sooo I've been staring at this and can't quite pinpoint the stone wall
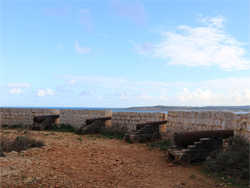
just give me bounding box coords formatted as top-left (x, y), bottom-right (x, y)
top-left (234, 113), bottom-right (250, 140)
top-left (0, 108), bottom-right (59, 126)
top-left (60, 109), bottom-right (112, 128)
top-left (112, 112), bottom-right (167, 132)
top-left (1, 108), bottom-right (249, 140)
top-left (164, 111), bottom-right (250, 140)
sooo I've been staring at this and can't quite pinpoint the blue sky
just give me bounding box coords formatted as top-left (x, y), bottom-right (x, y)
top-left (0, 0), bottom-right (249, 108)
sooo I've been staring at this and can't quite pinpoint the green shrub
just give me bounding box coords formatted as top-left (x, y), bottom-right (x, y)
top-left (204, 135), bottom-right (249, 181)
top-left (2, 124), bottom-right (8, 128)
top-left (158, 139), bottom-right (174, 151)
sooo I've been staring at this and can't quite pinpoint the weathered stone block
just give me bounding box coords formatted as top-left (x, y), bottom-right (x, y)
top-left (214, 119), bottom-right (221, 126)
top-left (222, 120), bottom-right (233, 129)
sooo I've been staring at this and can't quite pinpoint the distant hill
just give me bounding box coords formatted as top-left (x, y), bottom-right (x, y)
top-left (120, 105), bottom-right (250, 113)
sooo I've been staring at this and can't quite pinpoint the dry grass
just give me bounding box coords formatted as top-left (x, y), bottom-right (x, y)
top-left (0, 135), bottom-right (45, 154)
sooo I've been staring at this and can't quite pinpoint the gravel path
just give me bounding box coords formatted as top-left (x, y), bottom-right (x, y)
top-left (1, 130), bottom-right (221, 188)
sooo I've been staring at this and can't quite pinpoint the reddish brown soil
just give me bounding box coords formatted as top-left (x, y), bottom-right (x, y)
top-left (1, 130), bottom-right (224, 188)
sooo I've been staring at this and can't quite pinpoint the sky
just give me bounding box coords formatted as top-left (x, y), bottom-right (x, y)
top-left (0, 0), bottom-right (250, 108)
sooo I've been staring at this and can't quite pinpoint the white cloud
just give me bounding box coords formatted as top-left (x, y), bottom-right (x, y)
top-left (47, 89), bottom-right (54, 96)
top-left (119, 91), bottom-right (133, 100)
top-left (174, 88), bottom-right (250, 106)
top-left (8, 82), bottom-right (30, 88)
top-left (37, 90), bottom-right (47, 97)
top-left (74, 41), bottom-right (91, 54)
top-left (8, 88), bottom-right (21, 94)
top-left (80, 89), bottom-right (95, 96)
top-left (160, 95), bottom-right (168, 102)
top-left (136, 16), bottom-right (250, 70)
top-left (7, 82), bottom-right (30, 95)
top-left (37, 88), bottom-right (54, 97)
top-left (60, 75), bottom-right (250, 106)
top-left (61, 75), bottom-right (189, 93)
top-left (138, 94), bottom-right (153, 100)
top-left (198, 77), bottom-right (250, 91)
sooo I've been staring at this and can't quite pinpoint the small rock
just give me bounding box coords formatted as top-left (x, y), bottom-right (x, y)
top-left (10, 151), bottom-right (18, 155)
top-left (24, 177), bottom-right (33, 184)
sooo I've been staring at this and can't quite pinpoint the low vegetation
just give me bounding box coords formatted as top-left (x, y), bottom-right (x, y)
top-left (147, 139), bottom-right (174, 151)
top-left (0, 135), bottom-right (45, 156)
top-left (2, 124), bottom-right (26, 129)
top-left (49, 124), bottom-right (75, 132)
top-left (204, 135), bottom-right (249, 186)
top-left (100, 131), bottom-right (126, 140)
top-left (99, 123), bottom-right (127, 140)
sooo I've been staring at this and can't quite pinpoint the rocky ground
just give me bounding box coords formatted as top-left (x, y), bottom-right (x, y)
top-left (0, 130), bottom-right (230, 188)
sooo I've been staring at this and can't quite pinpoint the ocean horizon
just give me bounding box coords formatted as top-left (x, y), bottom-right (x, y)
top-left (0, 106), bottom-right (169, 114)
top-left (1, 106), bottom-right (249, 114)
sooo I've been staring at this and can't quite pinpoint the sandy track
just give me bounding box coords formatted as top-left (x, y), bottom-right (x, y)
top-left (0, 130), bottom-right (221, 188)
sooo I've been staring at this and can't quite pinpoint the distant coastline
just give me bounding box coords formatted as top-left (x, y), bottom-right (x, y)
top-left (120, 105), bottom-right (250, 113)
top-left (1, 105), bottom-right (249, 113)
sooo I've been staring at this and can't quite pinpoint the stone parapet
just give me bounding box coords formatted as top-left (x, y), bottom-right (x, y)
top-left (0, 108), bottom-right (59, 126)
top-left (163, 111), bottom-right (249, 140)
top-left (59, 109), bottom-right (112, 128)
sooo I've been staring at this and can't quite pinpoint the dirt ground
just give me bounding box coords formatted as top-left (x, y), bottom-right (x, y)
top-left (0, 130), bottom-right (228, 188)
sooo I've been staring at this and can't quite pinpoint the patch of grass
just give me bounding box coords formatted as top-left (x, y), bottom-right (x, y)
top-left (3, 131), bottom-right (10, 134)
top-left (100, 131), bottom-right (126, 140)
top-left (149, 142), bottom-right (157, 147)
top-left (50, 124), bottom-right (75, 132)
top-left (10, 124), bottom-right (24, 129)
top-left (146, 139), bottom-right (174, 151)
top-left (204, 171), bottom-right (249, 188)
top-left (158, 139), bottom-right (174, 151)
top-left (204, 135), bottom-right (249, 186)
top-left (23, 131), bottom-right (29, 134)
top-left (87, 134), bottom-right (94, 138)
top-left (77, 137), bottom-right (82, 142)
top-left (189, 174), bottom-right (196, 179)
top-left (0, 135), bottom-right (45, 154)
top-left (21, 174), bottom-right (27, 179)
top-left (0, 148), bottom-right (5, 157)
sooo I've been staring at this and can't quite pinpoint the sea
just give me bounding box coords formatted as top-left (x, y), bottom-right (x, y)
top-left (1, 106), bottom-right (168, 113)
top-left (1, 106), bottom-right (249, 114)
